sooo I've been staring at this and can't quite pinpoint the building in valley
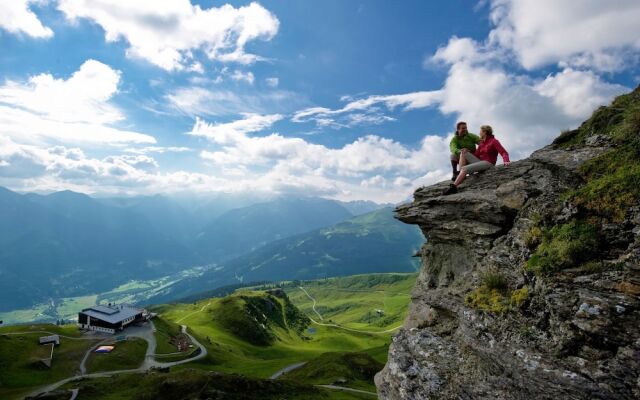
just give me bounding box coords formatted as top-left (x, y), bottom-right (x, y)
top-left (78, 304), bottom-right (146, 334)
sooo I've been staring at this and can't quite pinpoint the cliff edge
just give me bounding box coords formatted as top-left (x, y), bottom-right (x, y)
top-left (375, 87), bottom-right (640, 399)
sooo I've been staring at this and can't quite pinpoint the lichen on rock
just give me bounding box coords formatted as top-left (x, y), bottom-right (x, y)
top-left (375, 87), bottom-right (640, 400)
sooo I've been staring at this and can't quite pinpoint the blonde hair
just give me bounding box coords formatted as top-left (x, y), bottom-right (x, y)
top-left (480, 125), bottom-right (493, 137)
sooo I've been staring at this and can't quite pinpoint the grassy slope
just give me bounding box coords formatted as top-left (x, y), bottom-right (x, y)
top-left (0, 325), bottom-right (98, 400)
top-left (85, 338), bottom-right (147, 373)
top-left (155, 273), bottom-right (416, 383)
top-left (152, 316), bottom-right (182, 354)
top-left (521, 86), bottom-right (640, 276)
top-left (281, 351), bottom-right (384, 392)
top-left (284, 273), bottom-right (415, 334)
top-left (57, 369), bottom-right (373, 400)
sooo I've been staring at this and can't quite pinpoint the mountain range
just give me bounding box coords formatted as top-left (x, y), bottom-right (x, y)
top-left (0, 187), bottom-right (415, 314)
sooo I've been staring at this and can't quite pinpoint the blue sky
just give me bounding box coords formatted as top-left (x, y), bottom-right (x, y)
top-left (0, 1), bottom-right (639, 202)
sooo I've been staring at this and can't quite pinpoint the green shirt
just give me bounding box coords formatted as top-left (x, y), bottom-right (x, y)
top-left (450, 132), bottom-right (480, 155)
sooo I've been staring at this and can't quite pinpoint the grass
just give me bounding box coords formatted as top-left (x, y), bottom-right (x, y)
top-left (555, 86), bottom-right (640, 222)
top-left (280, 351), bottom-right (383, 392)
top-left (465, 286), bottom-right (531, 313)
top-left (526, 220), bottom-right (600, 274)
top-left (154, 273), bottom-right (415, 386)
top-left (85, 338), bottom-right (147, 373)
top-left (0, 325), bottom-right (99, 400)
top-left (481, 271), bottom-right (508, 291)
top-left (284, 273), bottom-right (415, 330)
top-left (58, 369), bottom-right (374, 400)
top-left (537, 89), bottom-right (640, 284)
top-left (0, 273), bottom-right (414, 397)
top-left (152, 317), bottom-right (183, 354)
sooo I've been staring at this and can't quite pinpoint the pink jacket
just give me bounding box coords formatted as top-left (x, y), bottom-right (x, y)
top-left (474, 136), bottom-right (509, 165)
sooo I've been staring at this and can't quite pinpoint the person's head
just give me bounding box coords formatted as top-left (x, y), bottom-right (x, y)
top-left (456, 121), bottom-right (468, 136)
top-left (480, 125), bottom-right (494, 140)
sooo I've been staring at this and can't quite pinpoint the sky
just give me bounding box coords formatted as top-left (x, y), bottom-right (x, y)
top-left (0, 0), bottom-right (639, 203)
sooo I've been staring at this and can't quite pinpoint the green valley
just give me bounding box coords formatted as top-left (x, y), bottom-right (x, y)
top-left (0, 273), bottom-right (416, 399)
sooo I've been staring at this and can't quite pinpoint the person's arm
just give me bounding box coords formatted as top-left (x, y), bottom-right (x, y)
top-left (493, 139), bottom-right (510, 165)
top-left (470, 133), bottom-right (481, 145)
top-left (449, 136), bottom-right (460, 155)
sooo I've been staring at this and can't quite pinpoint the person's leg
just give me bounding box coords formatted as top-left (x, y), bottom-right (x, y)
top-left (463, 160), bottom-right (493, 175)
top-left (464, 152), bottom-right (481, 165)
top-left (450, 153), bottom-right (459, 180)
top-left (454, 167), bottom-right (467, 186)
top-left (444, 159), bottom-right (492, 195)
top-left (454, 161), bottom-right (492, 186)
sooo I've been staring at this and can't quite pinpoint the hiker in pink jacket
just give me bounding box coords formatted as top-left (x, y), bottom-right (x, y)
top-left (443, 125), bottom-right (510, 195)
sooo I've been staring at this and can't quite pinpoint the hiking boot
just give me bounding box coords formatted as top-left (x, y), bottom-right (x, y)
top-left (442, 184), bottom-right (458, 195)
top-left (451, 171), bottom-right (459, 181)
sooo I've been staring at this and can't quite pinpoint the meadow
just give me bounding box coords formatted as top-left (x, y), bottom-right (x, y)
top-left (155, 273), bottom-right (416, 390)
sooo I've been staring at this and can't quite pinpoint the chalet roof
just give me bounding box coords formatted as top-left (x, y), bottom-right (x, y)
top-left (80, 305), bottom-right (142, 324)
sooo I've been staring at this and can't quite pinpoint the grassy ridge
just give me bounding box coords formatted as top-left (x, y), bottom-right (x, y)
top-left (155, 273), bottom-right (416, 385)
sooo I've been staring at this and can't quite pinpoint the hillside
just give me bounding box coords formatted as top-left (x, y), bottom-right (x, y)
top-left (376, 87), bottom-right (640, 399)
top-left (38, 370), bottom-right (373, 400)
top-left (144, 208), bottom-right (423, 304)
top-left (0, 195), bottom-right (385, 323)
top-left (194, 197), bottom-right (354, 261)
top-left (0, 189), bottom-right (194, 312)
top-left (154, 273), bottom-right (415, 380)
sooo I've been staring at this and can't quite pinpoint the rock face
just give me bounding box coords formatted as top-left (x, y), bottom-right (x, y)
top-left (375, 141), bottom-right (640, 398)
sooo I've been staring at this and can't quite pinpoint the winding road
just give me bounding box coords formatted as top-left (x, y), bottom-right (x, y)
top-left (26, 321), bottom-right (208, 398)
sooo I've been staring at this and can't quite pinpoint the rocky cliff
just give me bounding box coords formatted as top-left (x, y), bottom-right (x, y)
top-left (375, 87), bottom-right (640, 399)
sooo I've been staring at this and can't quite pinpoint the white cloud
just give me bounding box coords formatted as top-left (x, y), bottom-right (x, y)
top-left (425, 29), bottom-right (630, 159)
top-left (191, 115), bottom-right (451, 202)
top-left (0, 59), bottom-right (122, 124)
top-left (230, 70), bottom-right (255, 85)
top-left (431, 36), bottom-right (483, 64)
top-left (165, 86), bottom-right (306, 117)
top-left (0, 0), bottom-right (53, 38)
top-left (535, 68), bottom-right (628, 119)
top-left (123, 146), bottom-right (193, 155)
top-left (189, 113), bottom-right (283, 145)
top-left (292, 90), bottom-right (442, 128)
top-left (57, 0), bottom-right (279, 71)
top-left (187, 62), bottom-right (204, 74)
top-left (265, 77), bottom-right (279, 87)
top-left (488, 0), bottom-right (640, 71)
top-left (0, 136), bottom-right (225, 196)
top-left (0, 60), bottom-right (156, 145)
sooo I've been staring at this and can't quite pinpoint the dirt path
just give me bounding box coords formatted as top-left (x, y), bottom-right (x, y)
top-left (316, 384), bottom-right (378, 397)
top-left (269, 361), bottom-right (307, 379)
top-left (175, 301), bottom-right (211, 323)
top-left (298, 287), bottom-right (403, 335)
top-left (298, 286), bottom-right (323, 320)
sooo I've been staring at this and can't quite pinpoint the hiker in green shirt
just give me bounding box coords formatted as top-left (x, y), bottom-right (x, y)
top-left (449, 121), bottom-right (480, 181)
